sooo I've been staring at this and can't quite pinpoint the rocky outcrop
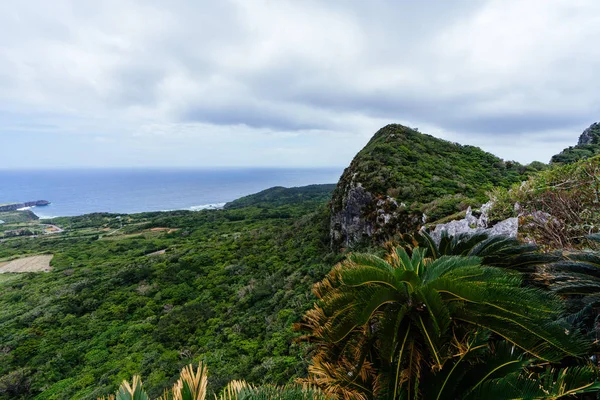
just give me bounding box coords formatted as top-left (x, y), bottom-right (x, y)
top-left (428, 203), bottom-right (518, 244)
top-left (551, 122), bottom-right (600, 164)
top-left (0, 200), bottom-right (50, 212)
top-left (330, 183), bottom-right (374, 247)
top-left (330, 180), bottom-right (420, 248)
top-left (329, 124), bottom-right (527, 249)
top-left (578, 122), bottom-right (600, 145)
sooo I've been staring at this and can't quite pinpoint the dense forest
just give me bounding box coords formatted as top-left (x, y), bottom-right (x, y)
top-left (0, 192), bottom-right (337, 399)
top-left (3, 126), bottom-right (600, 399)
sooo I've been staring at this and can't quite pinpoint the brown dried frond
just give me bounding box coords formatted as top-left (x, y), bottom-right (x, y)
top-left (294, 305), bottom-right (329, 341)
top-left (401, 340), bottom-right (424, 398)
top-left (303, 356), bottom-right (374, 400)
top-left (313, 267), bottom-right (341, 298)
top-left (384, 247), bottom-right (402, 269)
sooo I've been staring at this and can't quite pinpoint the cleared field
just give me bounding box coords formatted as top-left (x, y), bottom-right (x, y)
top-left (0, 255), bottom-right (53, 273)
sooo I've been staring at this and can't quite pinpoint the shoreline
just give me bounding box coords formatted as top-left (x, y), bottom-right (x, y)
top-left (29, 202), bottom-right (227, 220)
top-left (0, 200), bottom-right (50, 212)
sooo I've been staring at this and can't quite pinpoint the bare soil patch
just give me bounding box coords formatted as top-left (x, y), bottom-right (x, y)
top-left (149, 227), bottom-right (179, 233)
top-left (0, 255), bottom-right (53, 273)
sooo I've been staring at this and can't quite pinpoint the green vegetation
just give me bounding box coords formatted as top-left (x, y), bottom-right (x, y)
top-left (0, 189), bottom-right (337, 399)
top-left (4, 125), bottom-right (600, 399)
top-left (551, 144), bottom-right (600, 164)
top-left (0, 210), bottom-right (45, 239)
top-left (296, 238), bottom-right (599, 399)
top-left (0, 210), bottom-right (38, 224)
top-left (225, 185), bottom-right (336, 211)
top-left (332, 124), bottom-right (546, 220)
top-left (551, 123), bottom-right (600, 164)
top-left (488, 155), bottom-right (600, 249)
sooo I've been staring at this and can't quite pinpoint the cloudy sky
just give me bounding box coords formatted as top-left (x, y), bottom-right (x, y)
top-left (1, 0), bottom-right (599, 168)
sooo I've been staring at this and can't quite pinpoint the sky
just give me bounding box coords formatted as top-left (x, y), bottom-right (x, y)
top-left (1, 0), bottom-right (600, 168)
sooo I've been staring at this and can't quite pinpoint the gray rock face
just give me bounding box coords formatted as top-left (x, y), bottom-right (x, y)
top-left (428, 203), bottom-right (518, 244)
top-left (330, 181), bottom-right (420, 249)
top-left (578, 122), bottom-right (600, 145)
top-left (330, 183), bottom-right (374, 248)
top-left (487, 217), bottom-right (519, 237)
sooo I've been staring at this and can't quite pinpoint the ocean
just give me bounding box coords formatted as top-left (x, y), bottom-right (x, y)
top-left (0, 168), bottom-right (343, 219)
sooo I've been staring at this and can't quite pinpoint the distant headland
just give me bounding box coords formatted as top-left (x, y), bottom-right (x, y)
top-left (0, 200), bottom-right (50, 212)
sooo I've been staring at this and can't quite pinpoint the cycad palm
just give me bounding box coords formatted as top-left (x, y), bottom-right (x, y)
top-left (541, 235), bottom-right (600, 344)
top-left (545, 235), bottom-right (600, 300)
top-left (98, 363), bottom-right (208, 400)
top-left (98, 363), bottom-right (332, 400)
top-left (297, 245), bottom-right (590, 399)
top-left (406, 231), bottom-right (558, 273)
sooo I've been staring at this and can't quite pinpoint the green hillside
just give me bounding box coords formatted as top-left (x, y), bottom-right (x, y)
top-left (334, 124), bottom-right (544, 210)
top-left (330, 124), bottom-right (546, 248)
top-left (551, 122), bottom-right (600, 164)
top-left (224, 184), bottom-right (336, 210)
top-left (0, 201), bottom-right (335, 399)
top-left (489, 154), bottom-right (600, 250)
top-left (3, 126), bottom-right (600, 400)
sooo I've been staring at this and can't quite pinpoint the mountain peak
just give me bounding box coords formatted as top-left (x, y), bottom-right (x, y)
top-left (578, 122), bottom-right (600, 145)
top-left (551, 122), bottom-right (600, 164)
top-left (330, 124), bottom-right (529, 249)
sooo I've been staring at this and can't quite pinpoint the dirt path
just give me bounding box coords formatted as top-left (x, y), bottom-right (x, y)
top-left (0, 255), bottom-right (53, 273)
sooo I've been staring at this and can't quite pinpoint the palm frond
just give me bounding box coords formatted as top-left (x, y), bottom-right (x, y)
top-left (113, 376), bottom-right (150, 400)
top-left (170, 362), bottom-right (208, 400)
top-left (298, 239), bottom-right (599, 399)
top-left (467, 365), bottom-right (600, 399)
top-left (216, 380), bottom-right (251, 400)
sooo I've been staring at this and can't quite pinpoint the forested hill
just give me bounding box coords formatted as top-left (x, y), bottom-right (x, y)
top-left (330, 124), bottom-right (547, 248)
top-left (551, 122), bottom-right (600, 164)
top-left (224, 184), bottom-right (336, 210)
top-left (332, 124), bottom-right (548, 210)
top-left (0, 189), bottom-right (336, 399)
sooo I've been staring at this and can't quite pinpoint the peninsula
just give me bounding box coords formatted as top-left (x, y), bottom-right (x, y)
top-left (0, 200), bottom-right (50, 212)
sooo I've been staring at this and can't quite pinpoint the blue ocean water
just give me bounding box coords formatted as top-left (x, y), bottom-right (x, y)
top-left (0, 168), bottom-right (343, 218)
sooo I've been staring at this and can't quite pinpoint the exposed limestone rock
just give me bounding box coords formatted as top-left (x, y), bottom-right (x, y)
top-left (488, 217), bottom-right (519, 237)
top-left (428, 203), bottom-right (518, 244)
top-left (578, 122), bottom-right (600, 145)
top-left (330, 183), bottom-right (374, 247)
top-left (330, 180), bottom-right (420, 248)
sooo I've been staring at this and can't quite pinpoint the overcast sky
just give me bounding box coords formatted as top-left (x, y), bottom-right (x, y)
top-left (1, 0), bottom-right (599, 168)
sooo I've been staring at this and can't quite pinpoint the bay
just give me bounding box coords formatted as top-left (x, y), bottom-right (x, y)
top-left (0, 168), bottom-right (342, 218)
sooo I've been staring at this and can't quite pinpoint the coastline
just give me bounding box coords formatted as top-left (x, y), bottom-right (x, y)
top-left (31, 202), bottom-right (228, 219)
top-left (1, 167), bottom-right (343, 219)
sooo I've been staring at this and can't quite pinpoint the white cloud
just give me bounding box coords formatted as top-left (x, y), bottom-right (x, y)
top-left (0, 0), bottom-right (599, 167)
